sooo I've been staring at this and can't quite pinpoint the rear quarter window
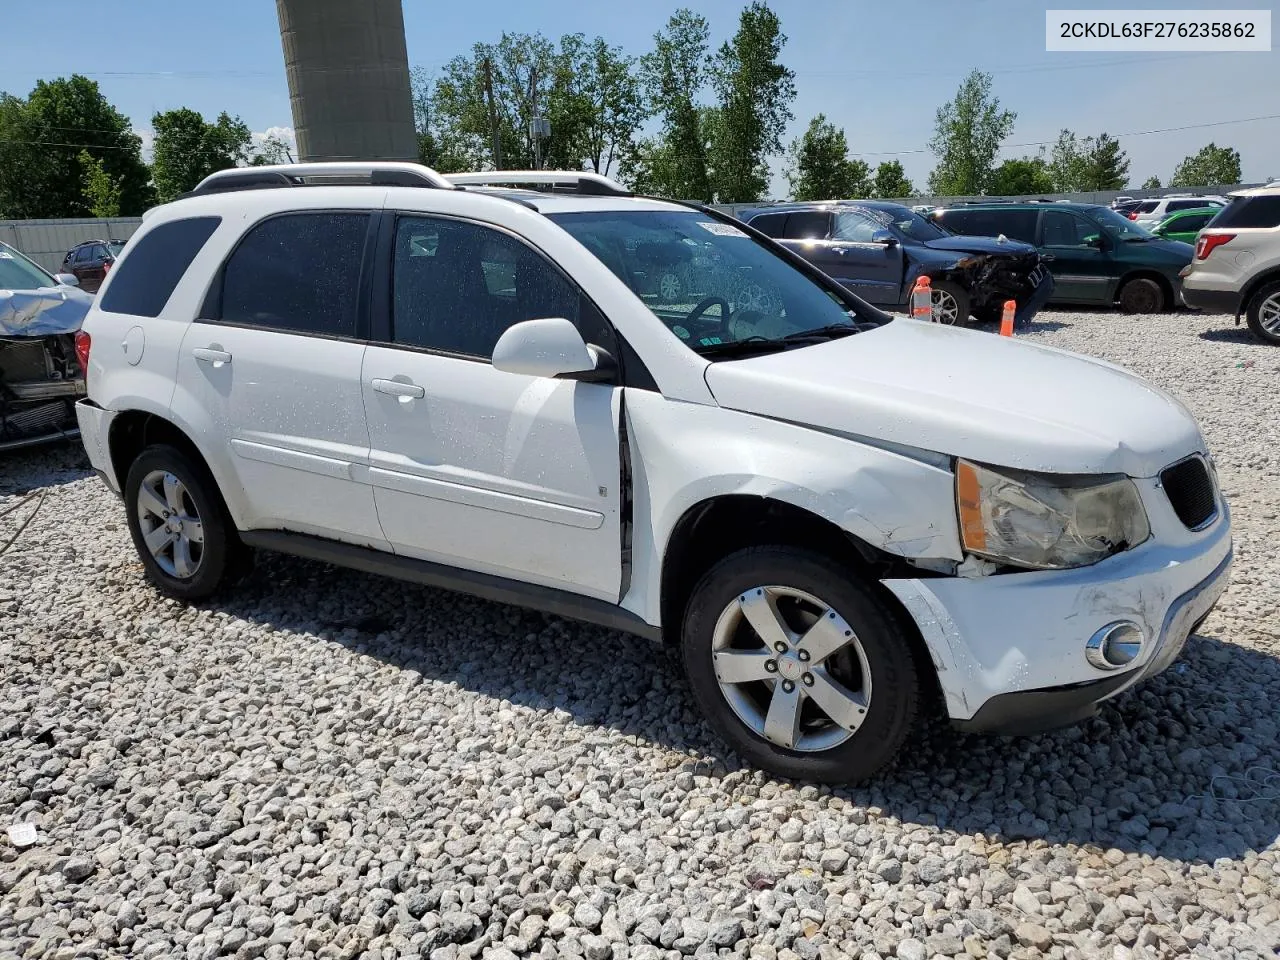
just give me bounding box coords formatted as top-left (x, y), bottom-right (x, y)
top-left (747, 212), bottom-right (788, 237)
top-left (99, 217), bottom-right (221, 317)
top-left (1211, 195), bottom-right (1280, 229)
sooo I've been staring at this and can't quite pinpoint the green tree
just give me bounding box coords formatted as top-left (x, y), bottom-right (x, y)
top-left (786, 114), bottom-right (869, 200)
top-left (554, 35), bottom-right (645, 175)
top-left (1049, 129), bottom-right (1130, 191)
top-left (78, 149), bottom-right (121, 217)
top-left (1083, 133), bottom-right (1129, 190)
top-left (926, 70), bottom-right (1015, 197)
top-left (151, 108), bottom-right (255, 203)
top-left (988, 157), bottom-right (1055, 196)
top-left (250, 134), bottom-right (292, 167)
top-left (627, 10), bottom-right (713, 200)
top-left (1170, 142), bottom-right (1242, 188)
top-left (707, 2), bottom-right (796, 203)
top-left (410, 66), bottom-right (486, 172)
top-left (871, 160), bottom-right (914, 199)
top-left (1142, 175), bottom-right (1162, 190)
top-left (0, 75), bottom-right (150, 218)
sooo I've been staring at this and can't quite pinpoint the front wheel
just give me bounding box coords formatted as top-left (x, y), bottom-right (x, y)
top-left (1118, 276), bottom-right (1166, 313)
top-left (681, 547), bottom-right (920, 783)
top-left (929, 279), bottom-right (971, 327)
top-left (1245, 280), bottom-right (1280, 345)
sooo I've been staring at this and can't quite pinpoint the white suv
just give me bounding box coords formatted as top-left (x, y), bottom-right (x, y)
top-left (1130, 194), bottom-right (1227, 227)
top-left (75, 163), bottom-right (1232, 783)
top-left (1180, 183), bottom-right (1280, 344)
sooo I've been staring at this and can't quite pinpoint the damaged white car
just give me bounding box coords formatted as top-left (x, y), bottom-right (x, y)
top-left (76, 165), bottom-right (1231, 783)
top-left (1, 241), bottom-right (90, 451)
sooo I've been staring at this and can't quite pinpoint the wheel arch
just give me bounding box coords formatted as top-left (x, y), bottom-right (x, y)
top-left (1239, 267), bottom-right (1280, 317)
top-left (657, 494), bottom-right (946, 712)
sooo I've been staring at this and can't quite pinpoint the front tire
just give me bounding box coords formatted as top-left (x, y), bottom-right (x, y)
top-left (1245, 280), bottom-right (1280, 345)
top-left (123, 444), bottom-right (243, 601)
top-left (929, 279), bottom-right (971, 327)
top-left (1118, 276), bottom-right (1166, 313)
top-left (681, 547), bottom-right (920, 783)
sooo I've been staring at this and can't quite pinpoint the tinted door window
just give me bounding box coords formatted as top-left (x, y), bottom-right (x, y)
top-left (218, 212), bottom-right (369, 337)
top-left (90, 244), bottom-right (110, 261)
top-left (938, 209), bottom-right (1038, 243)
top-left (1167, 200), bottom-right (1203, 212)
top-left (1175, 213), bottom-right (1213, 233)
top-left (784, 211), bottom-right (831, 239)
top-left (747, 212), bottom-right (788, 237)
top-left (99, 216), bottom-right (221, 317)
top-left (1041, 210), bottom-right (1098, 247)
top-left (391, 215), bottom-right (582, 359)
top-left (1212, 195), bottom-right (1280, 229)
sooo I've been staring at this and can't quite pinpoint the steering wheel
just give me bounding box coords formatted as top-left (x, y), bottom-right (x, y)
top-left (686, 296), bottom-right (732, 327)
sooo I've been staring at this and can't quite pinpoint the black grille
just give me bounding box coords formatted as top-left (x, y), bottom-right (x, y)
top-left (1161, 457), bottom-right (1216, 529)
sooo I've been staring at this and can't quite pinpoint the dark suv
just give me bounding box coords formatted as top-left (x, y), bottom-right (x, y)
top-left (929, 203), bottom-right (1193, 313)
top-left (62, 239), bottom-right (125, 293)
top-left (739, 201), bottom-right (1051, 327)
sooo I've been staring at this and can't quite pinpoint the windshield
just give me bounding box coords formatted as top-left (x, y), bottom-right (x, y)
top-left (1091, 207), bottom-right (1156, 240)
top-left (107, 241), bottom-right (126, 257)
top-left (0, 242), bottom-right (57, 290)
top-left (548, 210), bottom-right (875, 355)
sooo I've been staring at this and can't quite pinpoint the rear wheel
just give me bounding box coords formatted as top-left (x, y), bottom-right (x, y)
top-left (1118, 276), bottom-right (1166, 313)
top-left (1245, 280), bottom-right (1280, 345)
top-left (681, 547), bottom-right (920, 783)
top-left (929, 279), bottom-right (971, 327)
top-left (124, 444), bottom-right (245, 601)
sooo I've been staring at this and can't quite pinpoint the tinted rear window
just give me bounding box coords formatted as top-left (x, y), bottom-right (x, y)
top-left (1211, 195), bottom-right (1280, 229)
top-left (217, 212), bottom-right (369, 338)
top-left (785, 211), bottom-right (831, 239)
top-left (98, 217), bottom-right (221, 317)
top-left (747, 212), bottom-right (788, 237)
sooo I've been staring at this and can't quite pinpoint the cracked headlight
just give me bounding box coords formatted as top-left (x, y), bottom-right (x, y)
top-left (956, 460), bottom-right (1150, 570)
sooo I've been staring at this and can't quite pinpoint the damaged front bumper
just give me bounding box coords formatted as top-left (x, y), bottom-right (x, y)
top-left (883, 479), bottom-right (1232, 733)
top-left (1, 334), bottom-right (85, 451)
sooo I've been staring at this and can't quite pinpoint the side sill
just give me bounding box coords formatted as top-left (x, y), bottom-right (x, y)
top-left (240, 529), bottom-right (662, 643)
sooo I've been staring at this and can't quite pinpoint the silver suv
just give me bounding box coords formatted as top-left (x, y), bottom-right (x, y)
top-left (1181, 184), bottom-right (1280, 344)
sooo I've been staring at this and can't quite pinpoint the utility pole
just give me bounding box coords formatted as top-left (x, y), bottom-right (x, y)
top-left (530, 67), bottom-right (540, 171)
top-left (483, 57), bottom-right (502, 170)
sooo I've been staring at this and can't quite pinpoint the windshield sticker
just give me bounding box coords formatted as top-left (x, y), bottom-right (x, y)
top-left (0, 253), bottom-right (12, 259)
top-left (672, 325), bottom-right (691, 340)
top-left (696, 221), bottom-right (747, 237)
top-left (698, 336), bottom-right (723, 346)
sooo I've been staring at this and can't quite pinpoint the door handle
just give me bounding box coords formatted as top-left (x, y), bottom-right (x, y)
top-left (372, 378), bottom-right (425, 400)
top-left (831, 247), bottom-right (848, 255)
top-left (192, 347), bottom-right (232, 365)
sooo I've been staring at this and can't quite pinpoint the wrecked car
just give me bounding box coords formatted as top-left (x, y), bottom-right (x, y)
top-left (739, 201), bottom-right (1053, 327)
top-left (1, 241), bottom-right (91, 451)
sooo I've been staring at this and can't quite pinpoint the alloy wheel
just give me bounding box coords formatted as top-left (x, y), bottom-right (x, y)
top-left (136, 470), bottom-right (205, 579)
top-left (1260, 292), bottom-right (1280, 335)
top-left (711, 585), bottom-right (873, 752)
top-left (931, 288), bottom-right (960, 324)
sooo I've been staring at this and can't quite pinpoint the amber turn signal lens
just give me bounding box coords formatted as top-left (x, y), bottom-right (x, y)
top-left (955, 460), bottom-right (987, 552)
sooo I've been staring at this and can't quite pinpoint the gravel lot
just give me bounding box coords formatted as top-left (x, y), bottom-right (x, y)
top-left (2, 308), bottom-right (1278, 960)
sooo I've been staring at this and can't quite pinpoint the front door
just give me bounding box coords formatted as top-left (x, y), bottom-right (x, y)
top-left (174, 210), bottom-right (385, 545)
top-left (824, 209), bottom-right (907, 305)
top-left (1039, 209), bottom-right (1114, 303)
top-left (361, 212), bottom-right (623, 601)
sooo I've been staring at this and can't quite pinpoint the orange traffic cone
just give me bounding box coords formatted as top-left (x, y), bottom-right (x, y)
top-left (999, 299), bottom-right (1016, 337)
top-left (911, 275), bottom-right (933, 321)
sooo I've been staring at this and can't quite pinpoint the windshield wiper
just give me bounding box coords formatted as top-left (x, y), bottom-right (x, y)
top-left (780, 323), bottom-right (860, 342)
top-left (1124, 236), bottom-right (1153, 242)
top-left (693, 336), bottom-right (790, 358)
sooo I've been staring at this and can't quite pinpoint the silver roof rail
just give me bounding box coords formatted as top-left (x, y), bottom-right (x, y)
top-left (444, 170), bottom-right (632, 197)
top-left (190, 162), bottom-right (455, 196)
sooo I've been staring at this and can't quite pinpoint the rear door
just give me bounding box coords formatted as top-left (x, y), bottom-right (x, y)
top-left (360, 212), bottom-right (623, 600)
top-left (174, 210), bottom-right (386, 545)
top-left (1038, 209), bottom-right (1113, 303)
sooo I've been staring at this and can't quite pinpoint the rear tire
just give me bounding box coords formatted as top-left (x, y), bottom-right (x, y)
top-left (1118, 277), bottom-right (1166, 313)
top-left (123, 444), bottom-right (245, 601)
top-left (680, 546), bottom-right (920, 784)
top-left (1244, 280), bottom-right (1280, 345)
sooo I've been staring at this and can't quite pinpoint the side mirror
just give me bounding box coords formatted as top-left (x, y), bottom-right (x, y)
top-left (492, 317), bottom-right (609, 381)
top-left (871, 229), bottom-right (899, 247)
top-left (55, 273), bottom-right (80, 287)
top-left (1085, 234), bottom-right (1106, 249)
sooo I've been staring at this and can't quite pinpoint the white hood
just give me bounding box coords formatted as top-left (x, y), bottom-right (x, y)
top-left (703, 320), bottom-right (1204, 478)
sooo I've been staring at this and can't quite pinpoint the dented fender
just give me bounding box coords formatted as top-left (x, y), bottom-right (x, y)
top-left (619, 388), bottom-right (962, 625)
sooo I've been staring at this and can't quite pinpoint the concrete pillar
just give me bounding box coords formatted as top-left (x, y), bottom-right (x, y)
top-left (276, 0), bottom-right (418, 162)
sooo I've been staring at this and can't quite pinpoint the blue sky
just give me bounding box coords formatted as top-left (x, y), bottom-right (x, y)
top-left (2, 0), bottom-right (1276, 194)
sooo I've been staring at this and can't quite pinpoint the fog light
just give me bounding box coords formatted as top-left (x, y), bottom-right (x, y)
top-left (1086, 622), bottom-right (1145, 670)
